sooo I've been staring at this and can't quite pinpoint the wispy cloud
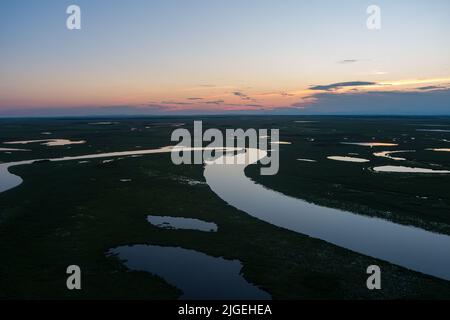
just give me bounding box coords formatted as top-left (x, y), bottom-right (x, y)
top-left (292, 88), bottom-right (450, 115)
top-left (258, 91), bottom-right (296, 97)
top-left (232, 91), bottom-right (262, 104)
top-left (232, 91), bottom-right (253, 101)
top-left (309, 81), bottom-right (377, 91)
top-left (160, 101), bottom-right (192, 105)
top-left (377, 78), bottom-right (450, 87)
top-left (205, 100), bottom-right (225, 105)
top-left (417, 85), bottom-right (448, 91)
top-left (244, 103), bottom-right (265, 108)
top-left (338, 59), bottom-right (359, 64)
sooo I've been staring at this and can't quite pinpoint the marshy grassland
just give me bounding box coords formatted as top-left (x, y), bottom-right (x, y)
top-left (1, 116), bottom-right (450, 299)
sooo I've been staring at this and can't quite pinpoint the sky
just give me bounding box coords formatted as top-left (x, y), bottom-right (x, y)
top-left (0, 0), bottom-right (449, 116)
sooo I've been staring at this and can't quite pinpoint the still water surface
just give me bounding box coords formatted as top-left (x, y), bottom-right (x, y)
top-left (108, 245), bottom-right (270, 300)
top-left (204, 149), bottom-right (450, 281)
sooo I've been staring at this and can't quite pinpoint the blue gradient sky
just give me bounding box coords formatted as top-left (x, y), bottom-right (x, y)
top-left (0, 0), bottom-right (449, 115)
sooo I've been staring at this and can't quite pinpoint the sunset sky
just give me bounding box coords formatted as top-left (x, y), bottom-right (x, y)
top-left (1, 0), bottom-right (449, 116)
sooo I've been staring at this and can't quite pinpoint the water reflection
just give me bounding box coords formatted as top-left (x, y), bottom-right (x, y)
top-left (147, 215), bottom-right (218, 232)
top-left (327, 156), bottom-right (370, 163)
top-left (108, 245), bottom-right (270, 300)
top-left (204, 149), bottom-right (450, 281)
top-left (4, 139), bottom-right (86, 146)
top-left (373, 166), bottom-right (450, 173)
top-left (0, 160), bottom-right (36, 193)
top-left (373, 150), bottom-right (415, 161)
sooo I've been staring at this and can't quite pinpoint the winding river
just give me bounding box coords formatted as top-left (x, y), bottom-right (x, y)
top-left (0, 146), bottom-right (174, 193)
top-left (204, 149), bottom-right (450, 281)
top-left (1, 147), bottom-right (450, 281)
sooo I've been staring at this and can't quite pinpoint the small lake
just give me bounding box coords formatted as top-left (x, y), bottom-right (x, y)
top-left (0, 148), bottom-right (29, 152)
top-left (108, 245), bottom-right (270, 300)
top-left (4, 139), bottom-right (86, 146)
top-left (147, 215), bottom-right (218, 232)
top-left (327, 156), bottom-right (370, 163)
top-left (373, 166), bottom-right (450, 173)
top-left (374, 150), bottom-right (415, 161)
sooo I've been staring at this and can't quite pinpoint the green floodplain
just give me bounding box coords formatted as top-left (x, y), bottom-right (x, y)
top-left (0, 116), bottom-right (450, 299)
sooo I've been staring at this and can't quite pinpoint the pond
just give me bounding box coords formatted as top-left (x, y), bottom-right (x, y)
top-left (147, 215), bottom-right (218, 232)
top-left (108, 245), bottom-right (270, 300)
